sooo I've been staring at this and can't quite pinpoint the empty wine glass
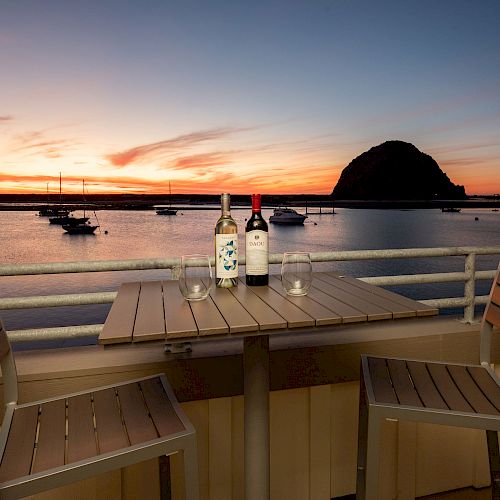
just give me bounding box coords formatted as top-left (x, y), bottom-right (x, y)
top-left (281, 252), bottom-right (312, 296)
top-left (179, 254), bottom-right (213, 301)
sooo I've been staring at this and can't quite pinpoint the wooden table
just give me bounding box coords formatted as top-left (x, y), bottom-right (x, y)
top-left (99, 273), bottom-right (437, 500)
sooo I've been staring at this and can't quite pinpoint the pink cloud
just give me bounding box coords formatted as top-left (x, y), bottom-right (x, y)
top-left (105, 126), bottom-right (255, 167)
top-left (9, 130), bottom-right (78, 158)
top-left (172, 152), bottom-right (234, 170)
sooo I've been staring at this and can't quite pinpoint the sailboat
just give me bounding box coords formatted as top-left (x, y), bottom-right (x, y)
top-left (156, 181), bottom-right (178, 215)
top-left (40, 175), bottom-right (71, 218)
top-left (62, 180), bottom-right (99, 234)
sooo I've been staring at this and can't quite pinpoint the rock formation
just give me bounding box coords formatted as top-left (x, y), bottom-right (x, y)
top-left (332, 141), bottom-right (466, 200)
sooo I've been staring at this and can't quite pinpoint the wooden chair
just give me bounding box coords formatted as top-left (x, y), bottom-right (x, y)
top-left (357, 262), bottom-right (500, 500)
top-left (0, 320), bottom-right (199, 500)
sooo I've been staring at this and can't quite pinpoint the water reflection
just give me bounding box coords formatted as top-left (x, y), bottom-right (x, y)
top-left (1, 208), bottom-right (499, 333)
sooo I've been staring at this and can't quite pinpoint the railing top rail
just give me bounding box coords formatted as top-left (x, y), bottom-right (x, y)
top-left (1, 246), bottom-right (500, 277)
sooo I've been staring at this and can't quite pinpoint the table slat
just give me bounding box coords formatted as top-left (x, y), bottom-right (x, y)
top-left (209, 285), bottom-right (259, 333)
top-left (268, 276), bottom-right (342, 326)
top-left (99, 282), bottom-right (140, 344)
top-left (313, 273), bottom-right (392, 320)
top-left (190, 296), bottom-right (230, 336)
top-left (229, 283), bottom-right (287, 331)
top-left (337, 275), bottom-right (438, 316)
top-left (324, 273), bottom-right (416, 318)
top-left (163, 280), bottom-right (199, 339)
top-left (133, 281), bottom-right (165, 342)
top-left (242, 279), bottom-right (315, 328)
top-left (306, 282), bottom-right (367, 322)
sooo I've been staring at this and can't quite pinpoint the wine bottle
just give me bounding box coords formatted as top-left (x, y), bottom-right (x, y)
top-left (215, 193), bottom-right (238, 287)
top-left (245, 194), bottom-right (269, 286)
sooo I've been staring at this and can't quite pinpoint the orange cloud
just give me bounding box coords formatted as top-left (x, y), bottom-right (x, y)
top-left (172, 152), bottom-right (234, 170)
top-left (106, 126), bottom-right (256, 167)
top-left (0, 168), bottom-right (338, 195)
top-left (0, 115), bottom-right (13, 122)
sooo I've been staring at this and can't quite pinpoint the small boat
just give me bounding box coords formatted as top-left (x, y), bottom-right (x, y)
top-left (49, 215), bottom-right (89, 225)
top-left (441, 207), bottom-right (461, 213)
top-left (62, 180), bottom-right (99, 235)
top-left (39, 207), bottom-right (70, 217)
top-left (156, 181), bottom-right (178, 216)
top-left (40, 175), bottom-right (70, 217)
top-left (156, 207), bottom-right (178, 216)
top-left (62, 221), bottom-right (98, 234)
top-left (269, 207), bottom-right (308, 225)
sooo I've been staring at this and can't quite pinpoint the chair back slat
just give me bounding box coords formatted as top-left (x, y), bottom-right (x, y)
top-left (0, 326), bottom-right (10, 362)
top-left (487, 302), bottom-right (500, 330)
top-left (486, 283), bottom-right (500, 328)
top-left (0, 319), bottom-right (19, 407)
top-left (491, 281), bottom-right (500, 306)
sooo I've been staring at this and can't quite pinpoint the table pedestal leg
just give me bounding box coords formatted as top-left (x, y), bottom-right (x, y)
top-left (244, 335), bottom-right (270, 500)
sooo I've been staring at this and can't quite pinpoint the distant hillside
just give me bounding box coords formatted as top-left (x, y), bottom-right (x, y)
top-left (332, 140), bottom-right (466, 200)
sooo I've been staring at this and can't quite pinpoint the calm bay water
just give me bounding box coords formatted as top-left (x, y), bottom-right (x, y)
top-left (1, 208), bottom-right (500, 342)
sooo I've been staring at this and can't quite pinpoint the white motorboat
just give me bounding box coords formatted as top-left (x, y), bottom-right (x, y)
top-left (269, 207), bottom-right (307, 225)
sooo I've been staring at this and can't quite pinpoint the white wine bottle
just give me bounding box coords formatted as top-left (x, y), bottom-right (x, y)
top-left (215, 193), bottom-right (238, 287)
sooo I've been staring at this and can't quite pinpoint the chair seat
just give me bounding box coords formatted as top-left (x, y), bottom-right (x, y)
top-left (366, 356), bottom-right (500, 421)
top-left (0, 375), bottom-right (191, 496)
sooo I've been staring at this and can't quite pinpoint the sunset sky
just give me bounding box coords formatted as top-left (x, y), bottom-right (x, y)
top-left (1, 0), bottom-right (499, 195)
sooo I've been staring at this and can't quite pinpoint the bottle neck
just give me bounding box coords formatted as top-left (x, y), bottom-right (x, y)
top-left (221, 193), bottom-right (231, 217)
top-left (251, 194), bottom-right (261, 213)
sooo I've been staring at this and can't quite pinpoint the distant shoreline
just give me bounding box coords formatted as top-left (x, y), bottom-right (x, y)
top-left (0, 194), bottom-right (499, 211)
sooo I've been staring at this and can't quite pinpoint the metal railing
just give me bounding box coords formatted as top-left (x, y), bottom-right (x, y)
top-left (1, 246), bottom-right (499, 343)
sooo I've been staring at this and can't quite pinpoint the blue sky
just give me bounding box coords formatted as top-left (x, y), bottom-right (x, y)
top-left (1, 0), bottom-right (499, 194)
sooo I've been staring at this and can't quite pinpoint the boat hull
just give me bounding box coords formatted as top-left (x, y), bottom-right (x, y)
top-left (156, 209), bottom-right (178, 215)
top-left (269, 217), bottom-right (307, 225)
top-left (50, 216), bottom-right (89, 225)
top-left (62, 224), bottom-right (98, 234)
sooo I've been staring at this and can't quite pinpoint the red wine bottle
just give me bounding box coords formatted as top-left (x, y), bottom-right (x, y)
top-left (245, 194), bottom-right (269, 286)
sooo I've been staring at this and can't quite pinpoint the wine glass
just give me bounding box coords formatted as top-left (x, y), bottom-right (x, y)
top-left (178, 254), bottom-right (213, 301)
top-left (281, 252), bottom-right (312, 296)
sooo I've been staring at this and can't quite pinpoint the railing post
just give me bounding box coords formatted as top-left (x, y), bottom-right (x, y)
top-left (463, 252), bottom-right (476, 323)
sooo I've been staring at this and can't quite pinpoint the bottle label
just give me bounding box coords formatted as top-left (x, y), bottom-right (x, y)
top-left (245, 230), bottom-right (269, 275)
top-left (215, 234), bottom-right (238, 278)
